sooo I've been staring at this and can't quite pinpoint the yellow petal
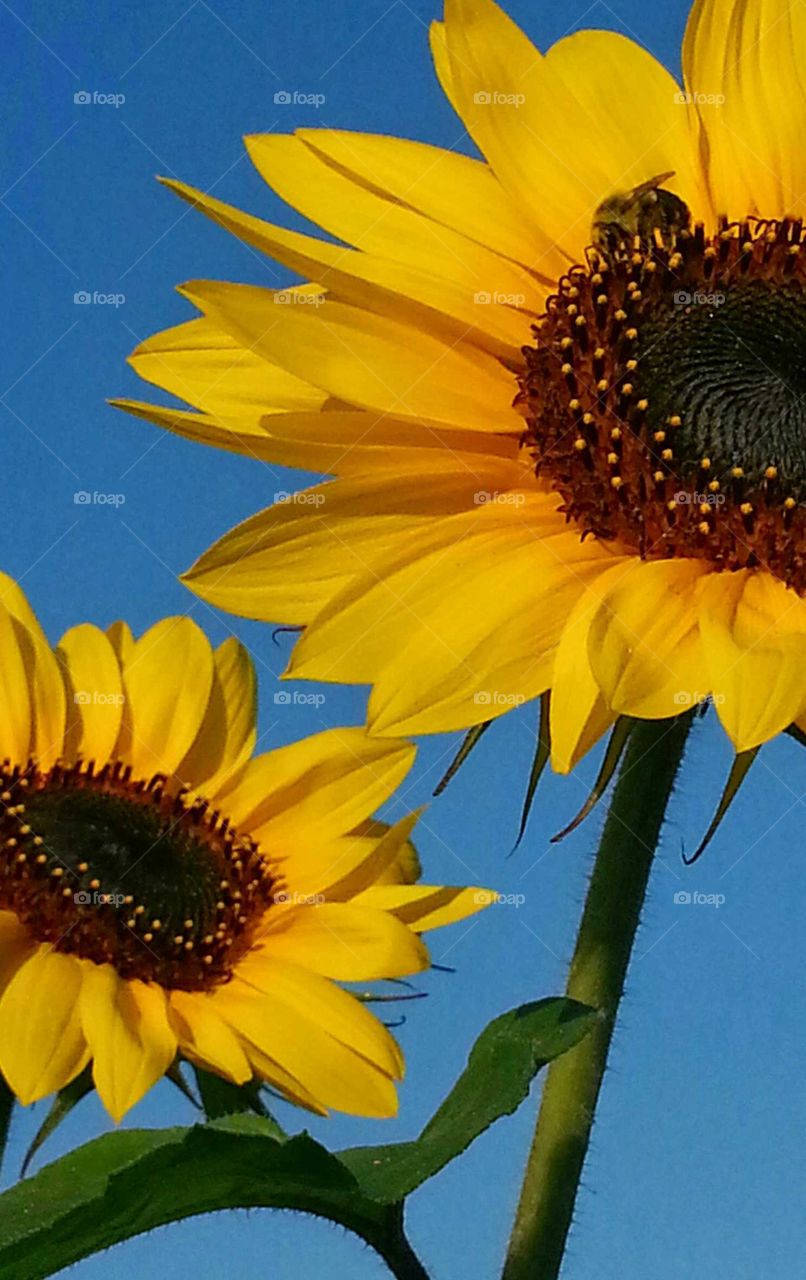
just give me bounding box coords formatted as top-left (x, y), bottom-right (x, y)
top-left (429, 20), bottom-right (460, 115)
top-left (80, 966), bottom-right (177, 1123)
top-left (549, 563), bottom-right (629, 773)
top-left (545, 30), bottom-right (708, 222)
top-left (58, 624), bottom-right (124, 768)
top-left (320, 811), bottom-right (421, 901)
top-left (114, 397), bottom-right (517, 478)
top-left (169, 991), bottom-right (252, 1084)
top-left (443, 0), bottom-right (707, 257)
top-left (175, 637), bottom-right (256, 795)
top-left (183, 460), bottom-right (525, 625)
top-left (257, 904), bottom-right (429, 981)
top-left (235, 953), bottom-right (403, 1077)
top-left (294, 128), bottom-right (542, 275)
top-left (587, 559), bottom-right (710, 718)
top-left (288, 513), bottom-right (615, 735)
top-left (351, 884), bottom-right (496, 932)
top-left (0, 948), bottom-right (88, 1103)
top-left (0, 912), bottom-right (35, 994)
top-left (122, 617), bottom-right (214, 779)
top-left (0, 603), bottom-right (33, 764)
top-left (244, 134), bottom-right (543, 304)
top-left (13, 616), bottom-right (66, 772)
top-left (162, 177), bottom-right (535, 362)
top-left (683, 0), bottom-right (806, 219)
top-left (107, 620), bottom-right (135, 666)
top-left (127, 315), bottom-right (325, 417)
top-left (698, 570), bottom-right (806, 752)
top-left (212, 977), bottom-right (399, 1117)
top-left (180, 282), bottom-right (522, 434)
top-left (0, 573), bottom-right (46, 637)
top-left (220, 727), bottom-right (415, 844)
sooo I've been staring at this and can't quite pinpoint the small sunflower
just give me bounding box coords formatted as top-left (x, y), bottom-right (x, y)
top-left (0, 575), bottom-right (490, 1122)
top-left (115, 0), bottom-right (806, 773)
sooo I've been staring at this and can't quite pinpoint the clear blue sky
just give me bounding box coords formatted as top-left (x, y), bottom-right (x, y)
top-left (2, 1), bottom-right (804, 1277)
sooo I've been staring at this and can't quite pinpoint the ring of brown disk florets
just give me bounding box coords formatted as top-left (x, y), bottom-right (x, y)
top-left (518, 217), bottom-right (806, 594)
top-left (0, 758), bottom-right (282, 991)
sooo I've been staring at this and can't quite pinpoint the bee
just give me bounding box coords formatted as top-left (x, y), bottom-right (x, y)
top-left (591, 171), bottom-right (691, 258)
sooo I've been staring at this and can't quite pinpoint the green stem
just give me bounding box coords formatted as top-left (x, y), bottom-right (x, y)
top-left (0, 1079), bottom-right (14, 1180)
top-left (503, 713), bottom-right (693, 1280)
top-left (375, 1205), bottom-right (431, 1280)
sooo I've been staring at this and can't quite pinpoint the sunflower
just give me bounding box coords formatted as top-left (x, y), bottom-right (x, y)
top-left (114, 0), bottom-right (806, 775)
top-left (0, 574), bottom-right (491, 1123)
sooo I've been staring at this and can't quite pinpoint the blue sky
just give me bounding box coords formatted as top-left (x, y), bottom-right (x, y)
top-left (2, 1), bottom-right (805, 1276)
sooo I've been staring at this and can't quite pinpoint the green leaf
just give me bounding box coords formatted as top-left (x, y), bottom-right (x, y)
top-left (341, 996), bottom-right (597, 1202)
top-left (0, 998), bottom-right (594, 1279)
top-left (0, 1123), bottom-right (421, 1280)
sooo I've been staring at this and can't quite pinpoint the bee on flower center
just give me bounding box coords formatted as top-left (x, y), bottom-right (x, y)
top-left (591, 172), bottom-right (692, 258)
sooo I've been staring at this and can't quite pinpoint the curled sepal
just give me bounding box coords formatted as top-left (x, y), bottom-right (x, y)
top-left (551, 717), bottom-right (633, 844)
top-left (433, 721), bottom-right (492, 796)
top-left (682, 747), bottom-right (760, 866)
top-left (512, 694), bottom-right (551, 851)
top-left (21, 1066), bottom-right (94, 1177)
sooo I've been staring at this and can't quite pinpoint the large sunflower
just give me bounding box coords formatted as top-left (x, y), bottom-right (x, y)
top-left (0, 575), bottom-right (490, 1122)
top-left (115, 0), bottom-right (806, 773)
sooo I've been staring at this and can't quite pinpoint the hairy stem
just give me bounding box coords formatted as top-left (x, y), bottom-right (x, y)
top-left (503, 713), bottom-right (693, 1280)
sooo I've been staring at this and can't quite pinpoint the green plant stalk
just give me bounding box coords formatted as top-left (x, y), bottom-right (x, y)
top-left (503, 713), bottom-right (694, 1280)
top-left (0, 1081), bottom-right (13, 1180)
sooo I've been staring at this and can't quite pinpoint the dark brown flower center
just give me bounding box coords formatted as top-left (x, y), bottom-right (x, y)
top-left (519, 216), bottom-right (806, 593)
top-left (0, 759), bottom-right (279, 991)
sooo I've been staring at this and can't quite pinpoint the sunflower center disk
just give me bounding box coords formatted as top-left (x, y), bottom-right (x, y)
top-left (519, 217), bottom-right (806, 593)
top-left (0, 760), bottom-right (277, 990)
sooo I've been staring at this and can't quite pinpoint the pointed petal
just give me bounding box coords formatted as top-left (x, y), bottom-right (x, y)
top-left (80, 966), bottom-right (177, 1123)
top-left (257, 904), bottom-right (429, 981)
top-left (212, 977), bottom-right (399, 1117)
top-left (122, 617), bottom-right (214, 779)
top-left (169, 991), bottom-right (252, 1084)
top-left (58, 624), bottom-right (124, 768)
